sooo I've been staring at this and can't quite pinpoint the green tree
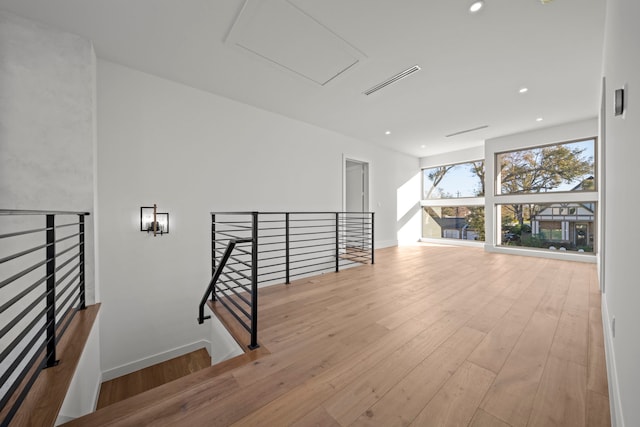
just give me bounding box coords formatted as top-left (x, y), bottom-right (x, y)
top-left (471, 161), bottom-right (485, 196)
top-left (499, 145), bottom-right (592, 225)
top-left (467, 206), bottom-right (485, 241)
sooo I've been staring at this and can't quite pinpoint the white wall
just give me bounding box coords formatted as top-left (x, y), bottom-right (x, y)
top-left (96, 59), bottom-right (419, 374)
top-left (0, 10), bottom-right (102, 422)
top-left (601, 1), bottom-right (640, 425)
top-left (0, 9), bottom-right (97, 304)
top-left (419, 145), bottom-right (484, 170)
top-left (56, 311), bottom-right (102, 425)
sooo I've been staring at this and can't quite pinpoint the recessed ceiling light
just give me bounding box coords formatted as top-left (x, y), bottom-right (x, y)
top-left (421, 145), bottom-right (426, 148)
top-left (536, 117), bottom-right (543, 122)
top-left (385, 131), bottom-right (391, 135)
top-left (469, 1), bottom-right (484, 12)
top-left (519, 87), bottom-right (528, 93)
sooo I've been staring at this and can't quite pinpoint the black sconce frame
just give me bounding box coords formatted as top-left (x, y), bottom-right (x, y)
top-left (140, 205), bottom-right (170, 236)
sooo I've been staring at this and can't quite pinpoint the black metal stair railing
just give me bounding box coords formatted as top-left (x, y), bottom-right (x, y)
top-left (198, 212), bottom-right (259, 349)
top-left (198, 211), bottom-right (374, 351)
top-left (0, 209), bottom-right (90, 427)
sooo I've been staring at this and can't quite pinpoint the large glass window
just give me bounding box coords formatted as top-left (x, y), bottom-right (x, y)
top-left (499, 202), bottom-right (595, 253)
top-left (420, 136), bottom-right (597, 255)
top-left (421, 160), bottom-right (485, 242)
top-left (496, 139), bottom-right (595, 195)
top-left (495, 136), bottom-right (597, 255)
top-left (423, 206), bottom-right (485, 241)
top-left (423, 160), bottom-right (485, 199)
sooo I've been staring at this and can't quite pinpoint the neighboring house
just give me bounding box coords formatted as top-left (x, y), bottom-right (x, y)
top-left (530, 177), bottom-right (595, 249)
top-left (530, 203), bottom-right (594, 248)
top-left (423, 207), bottom-right (479, 241)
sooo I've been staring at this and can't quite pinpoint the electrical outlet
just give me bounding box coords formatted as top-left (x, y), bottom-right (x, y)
top-left (611, 316), bottom-right (616, 338)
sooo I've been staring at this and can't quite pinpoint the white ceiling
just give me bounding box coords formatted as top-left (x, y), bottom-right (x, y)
top-left (0, 0), bottom-right (606, 157)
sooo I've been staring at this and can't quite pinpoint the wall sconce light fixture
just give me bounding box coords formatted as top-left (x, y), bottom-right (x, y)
top-left (140, 204), bottom-right (169, 236)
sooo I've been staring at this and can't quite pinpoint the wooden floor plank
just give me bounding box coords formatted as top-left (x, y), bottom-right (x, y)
top-left (64, 245), bottom-right (610, 427)
top-left (469, 409), bottom-right (512, 427)
top-left (349, 327), bottom-right (486, 427)
top-left (289, 406), bottom-right (341, 427)
top-left (587, 307), bottom-right (609, 397)
top-left (549, 311), bottom-right (589, 367)
top-left (587, 391), bottom-right (611, 427)
top-left (323, 313), bottom-right (477, 426)
top-left (528, 356), bottom-right (587, 427)
top-left (466, 278), bottom-right (546, 374)
top-left (480, 309), bottom-right (561, 427)
top-left (409, 361), bottom-right (496, 427)
top-left (231, 321), bottom-right (428, 426)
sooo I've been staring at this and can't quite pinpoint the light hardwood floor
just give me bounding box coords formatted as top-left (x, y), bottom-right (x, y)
top-left (67, 244), bottom-right (610, 426)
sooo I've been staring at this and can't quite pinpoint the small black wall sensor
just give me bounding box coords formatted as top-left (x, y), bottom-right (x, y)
top-left (615, 88), bottom-right (624, 116)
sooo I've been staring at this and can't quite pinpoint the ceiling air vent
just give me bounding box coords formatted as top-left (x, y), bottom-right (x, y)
top-left (445, 125), bottom-right (489, 138)
top-left (363, 65), bottom-right (421, 95)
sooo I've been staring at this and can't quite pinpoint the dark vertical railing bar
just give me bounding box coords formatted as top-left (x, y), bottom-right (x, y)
top-left (45, 215), bottom-right (58, 368)
top-left (285, 213), bottom-right (290, 284)
top-left (335, 213), bottom-right (339, 272)
top-left (211, 214), bottom-right (216, 302)
top-left (79, 215), bottom-right (86, 310)
top-left (249, 212), bottom-right (259, 349)
top-left (371, 212), bottom-right (375, 264)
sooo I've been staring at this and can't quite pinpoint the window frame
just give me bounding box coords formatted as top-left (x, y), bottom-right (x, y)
top-left (491, 136), bottom-right (598, 258)
top-left (419, 132), bottom-right (598, 261)
top-left (494, 137), bottom-right (597, 196)
top-left (422, 159), bottom-right (486, 200)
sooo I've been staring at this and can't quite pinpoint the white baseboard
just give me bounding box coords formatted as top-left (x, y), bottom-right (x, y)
top-left (602, 297), bottom-right (624, 427)
top-left (102, 340), bottom-right (211, 381)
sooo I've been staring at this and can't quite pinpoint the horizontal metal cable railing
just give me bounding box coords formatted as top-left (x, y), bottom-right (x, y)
top-left (198, 211), bottom-right (374, 350)
top-left (0, 209), bottom-right (89, 427)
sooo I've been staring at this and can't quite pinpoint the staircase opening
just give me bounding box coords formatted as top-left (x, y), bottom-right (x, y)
top-left (96, 348), bottom-right (211, 409)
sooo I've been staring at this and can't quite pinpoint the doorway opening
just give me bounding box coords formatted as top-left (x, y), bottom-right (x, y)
top-left (344, 159), bottom-right (369, 212)
top-left (344, 159), bottom-right (370, 255)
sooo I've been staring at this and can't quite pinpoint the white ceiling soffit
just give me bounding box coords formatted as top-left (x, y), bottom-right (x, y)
top-left (225, 0), bottom-right (367, 86)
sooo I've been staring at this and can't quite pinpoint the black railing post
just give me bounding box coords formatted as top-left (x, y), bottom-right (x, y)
top-left (79, 214), bottom-right (86, 310)
top-left (285, 213), bottom-right (290, 284)
top-left (249, 212), bottom-right (259, 349)
top-left (211, 214), bottom-right (216, 302)
top-left (371, 212), bottom-right (375, 264)
top-left (45, 214), bottom-right (58, 368)
top-left (335, 212), bottom-right (340, 272)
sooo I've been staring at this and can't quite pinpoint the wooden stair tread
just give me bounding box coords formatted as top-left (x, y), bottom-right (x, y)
top-left (65, 346), bottom-right (270, 426)
top-left (96, 348), bottom-right (212, 409)
top-left (65, 303), bottom-right (270, 425)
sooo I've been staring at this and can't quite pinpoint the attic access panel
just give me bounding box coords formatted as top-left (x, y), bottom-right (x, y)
top-left (226, 0), bottom-right (365, 86)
